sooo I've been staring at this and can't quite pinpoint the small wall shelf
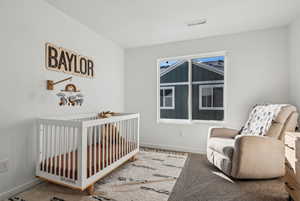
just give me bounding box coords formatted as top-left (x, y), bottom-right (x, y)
top-left (47, 76), bottom-right (72, 90)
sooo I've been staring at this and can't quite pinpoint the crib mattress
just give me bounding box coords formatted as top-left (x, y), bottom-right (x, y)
top-left (40, 141), bottom-right (135, 180)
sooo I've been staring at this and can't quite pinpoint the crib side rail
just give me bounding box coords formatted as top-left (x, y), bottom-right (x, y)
top-left (36, 119), bottom-right (82, 187)
top-left (81, 113), bottom-right (140, 187)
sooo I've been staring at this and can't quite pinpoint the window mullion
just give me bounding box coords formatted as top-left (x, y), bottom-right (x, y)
top-left (188, 60), bottom-right (192, 121)
top-left (211, 87), bottom-right (214, 108)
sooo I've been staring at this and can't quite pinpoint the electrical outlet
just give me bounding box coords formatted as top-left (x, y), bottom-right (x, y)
top-left (0, 159), bottom-right (8, 173)
top-left (179, 131), bottom-right (184, 137)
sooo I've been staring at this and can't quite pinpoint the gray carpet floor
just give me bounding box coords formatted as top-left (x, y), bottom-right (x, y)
top-left (168, 154), bottom-right (288, 201)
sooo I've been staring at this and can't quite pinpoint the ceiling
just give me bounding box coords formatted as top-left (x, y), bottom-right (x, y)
top-left (46, 0), bottom-right (300, 48)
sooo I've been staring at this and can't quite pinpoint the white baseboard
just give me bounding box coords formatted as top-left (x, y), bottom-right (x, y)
top-left (0, 179), bottom-right (41, 201)
top-left (140, 142), bottom-right (206, 154)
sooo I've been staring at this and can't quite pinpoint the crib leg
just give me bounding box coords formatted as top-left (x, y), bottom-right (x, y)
top-left (129, 155), bottom-right (138, 162)
top-left (86, 184), bottom-right (95, 195)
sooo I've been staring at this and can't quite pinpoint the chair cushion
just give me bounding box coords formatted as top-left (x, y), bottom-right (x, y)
top-left (207, 137), bottom-right (235, 159)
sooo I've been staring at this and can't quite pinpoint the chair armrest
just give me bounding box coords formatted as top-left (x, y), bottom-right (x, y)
top-left (231, 135), bottom-right (285, 178)
top-left (208, 127), bottom-right (239, 139)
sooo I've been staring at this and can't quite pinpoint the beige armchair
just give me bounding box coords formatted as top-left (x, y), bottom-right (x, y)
top-left (207, 105), bottom-right (298, 179)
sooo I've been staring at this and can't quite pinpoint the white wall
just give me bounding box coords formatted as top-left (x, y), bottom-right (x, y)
top-left (0, 0), bottom-right (124, 198)
top-left (125, 27), bottom-right (289, 154)
top-left (289, 15), bottom-right (300, 110)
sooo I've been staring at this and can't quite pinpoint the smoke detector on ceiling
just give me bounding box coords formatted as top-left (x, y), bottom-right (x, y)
top-left (187, 19), bottom-right (207, 27)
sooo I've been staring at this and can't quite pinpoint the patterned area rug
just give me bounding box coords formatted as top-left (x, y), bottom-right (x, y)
top-left (7, 150), bottom-right (187, 201)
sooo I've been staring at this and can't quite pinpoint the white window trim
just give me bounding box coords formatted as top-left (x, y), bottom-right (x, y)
top-left (157, 51), bottom-right (227, 124)
top-left (199, 84), bottom-right (224, 110)
top-left (160, 86), bottom-right (175, 109)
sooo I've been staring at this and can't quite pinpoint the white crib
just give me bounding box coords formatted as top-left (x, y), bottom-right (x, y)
top-left (36, 113), bottom-right (139, 192)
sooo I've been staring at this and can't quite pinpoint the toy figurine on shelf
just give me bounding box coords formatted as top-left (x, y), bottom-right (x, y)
top-left (56, 83), bottom-right (84, 106)
top-left (97, 111), bottom-right (119, 118)
top-left (56, 92), bottom-right (68, 106)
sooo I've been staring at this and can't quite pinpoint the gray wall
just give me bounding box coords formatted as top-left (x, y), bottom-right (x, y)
top-left (0, 0), bottom-right (124, 198)
top-left (125, 27), bottom-right (289, 153)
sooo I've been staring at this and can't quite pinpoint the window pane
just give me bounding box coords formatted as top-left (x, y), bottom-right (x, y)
top-left (213, 87), bottom-right (223, 107)
top-left (202, 95), bottom-right (212, 107)
top-left (160, 90), bottom-right (163, 107)
top-left (164, 89), bottom-right (173, 96)
top-left (165, 97), bottom-right (173, 107)
top-left (202, 87), bottom-right (210, 96)
top-left (202, 96), bottom-right (207, 107)
top-left (192, 56), bottom-right (224, 121)
top-left (160, 89), bottom-right (163, 97)
top-left (160, 59), bottom-right (188, 119)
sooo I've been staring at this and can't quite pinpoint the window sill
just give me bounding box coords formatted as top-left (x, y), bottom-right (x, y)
top-left (157, 119), bottom-right (226, 125)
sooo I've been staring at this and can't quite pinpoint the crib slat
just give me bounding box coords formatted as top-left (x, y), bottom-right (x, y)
top-left (48, 125), bottom-right (52, 173)
top-left (73, 128), bottom-right (77, 180)
top-left (124, 121), bottom-right (126, 156)
top-left (98, 125), bottom-right (101, 171)
top-left (113, 123), bottom-right (116, 162)
top-left (64, 127), bottom-right (68, 178)
top-left (114, 123), bottom-right (116, 162)
top-left (67, 127), bottom-right (71, 178)
top-left (121, 121), bottom-right (123, 157)
top-left (131, 119), bottom-right (134, 151)
top-left (135, 118), bottom-right (138, 149)
top-left (128, 120), bottom-right (131, 152)
top-left (117, 122), bottom-right (120, 160)
top-left (42, 124), bottom-right (46, 171)
top-left (124, 120), bottom-right (128, 156)
top-left (93, 126), bottom-right (96, 175)
top-left (102, 125), bottom-right (105, 169)
top-left (112, 124), bottom-right (114, 163)
top-left (47, 125), bottom-right (50, 173)
top-left (126, 120), bottom-right (129, 154)
top-left (129, 120), bottom-right (132, 152)
top-left (133, 119), bottom-right (135, 150)
top-left (58, 126), bottom-right (62, 176)
top-left (50, 125), bottom-right (53, 173)
top-left (56, 126), bottom-right (60, 174)
top-left (52, 126), bottom-right (55, 174)
top-left (106, 124), bottom-right (108, 168)
top-left (127, 120), bottom-right (130, 153)
top-left (131, 120), bottom-right (133, 151)
top-left (109, 124), bottom-right (112, 165)
top-left (68, 127), bottom-right (72, 178)
top-left (89, 127), bottom-right (92, 177)
top-left (137, 115), bottom-right (140, 149)
top-left (44, 125), bottom-right (47, 172)
top-left (53, 126), bottom-right (57, 175)
top-left (70, 127), bottom-right (75, 179)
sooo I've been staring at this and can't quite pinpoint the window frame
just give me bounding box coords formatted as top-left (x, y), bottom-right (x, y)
top-left (157, 51), bottom-right (227, 124)
top-left (160, 86), bottom-right (175, 109)
top-left (199, 84), bottom-right (224, 110)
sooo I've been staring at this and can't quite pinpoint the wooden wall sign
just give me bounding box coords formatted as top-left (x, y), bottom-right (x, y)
top-left (45, 43), bottom-right (95, 78)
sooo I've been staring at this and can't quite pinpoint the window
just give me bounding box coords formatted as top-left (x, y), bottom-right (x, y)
top-left (199, 85), bottom-right (224, 110)
top-left (160, 87), bottom-right (175, 109)
top-left (158, 52), bottom-right (225, 123)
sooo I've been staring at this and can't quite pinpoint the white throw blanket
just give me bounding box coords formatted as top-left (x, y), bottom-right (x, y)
top-left (240, 104), bottom-right (287, 136)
